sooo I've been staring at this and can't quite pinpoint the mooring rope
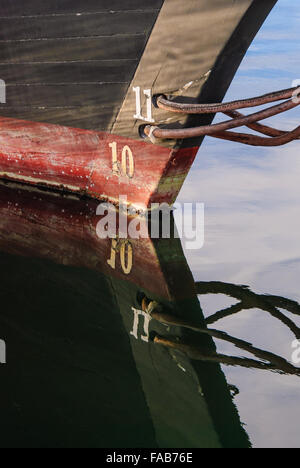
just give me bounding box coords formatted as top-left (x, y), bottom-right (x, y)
top-left (155, 87), bottom-right (297, 114)
top-left (140, 286), bottom-right (300, 376)
top-left (143, 86), bottom-right (300, 146)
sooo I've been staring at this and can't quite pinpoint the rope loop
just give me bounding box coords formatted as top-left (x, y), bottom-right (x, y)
top-left (143, 86), bottom-right (300, 146)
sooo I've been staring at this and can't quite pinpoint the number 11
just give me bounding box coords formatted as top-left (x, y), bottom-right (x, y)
top-left (133, 86), bottom-right (155, 123)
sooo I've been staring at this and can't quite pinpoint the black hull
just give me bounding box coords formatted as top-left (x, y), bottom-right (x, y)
top-left (0, 1), bottom-right (163, 132)
top-left (0, 0), bottom-right (277, 146)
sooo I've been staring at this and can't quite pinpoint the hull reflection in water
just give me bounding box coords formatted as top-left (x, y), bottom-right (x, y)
top-left (0, 182), bottom-right (298, 448)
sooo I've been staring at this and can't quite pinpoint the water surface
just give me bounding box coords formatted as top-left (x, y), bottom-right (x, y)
top-left (178, 0), bottom-right (300, 448)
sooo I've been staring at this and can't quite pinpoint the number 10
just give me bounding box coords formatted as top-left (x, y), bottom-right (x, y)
top-left (109, 142), bottom-right (134, 178)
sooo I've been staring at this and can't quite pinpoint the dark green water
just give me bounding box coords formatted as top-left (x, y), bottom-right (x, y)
top-left (0, 253), bottom-right (157, 448)
top-left (0, 184), bottom-right (253, 448)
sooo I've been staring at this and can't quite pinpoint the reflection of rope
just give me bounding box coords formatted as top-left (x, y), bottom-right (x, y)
top-left (142, 281), bottom-right (300, 376)
top-left (142, 87), bottom-right (300, 146)
top-left (196, 281), bottom-right (300, 339)
top-left (224, 110), bottom-right (298, 137)
top-left (153, 335), bottom-right (298, 374)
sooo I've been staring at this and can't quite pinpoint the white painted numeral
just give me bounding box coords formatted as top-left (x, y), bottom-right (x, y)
top-left (107, 239), bottom-right (133, 275)
top-left (133, 86), bottom-right (155, 123)
top-left (130, 307), bottom-right (151, 342)
top-left (109, 142), bottom-right (134, 178)
top-left (122, 145), bottom-right (134, 179)
top-left (109, 142), bottom-right (119, 175)
top-left (107, 238), bottom-right (117, 269)
top-left (120, 241), bottom-right (133, 275)
top-left (133, 86), bottom-right (142, 120)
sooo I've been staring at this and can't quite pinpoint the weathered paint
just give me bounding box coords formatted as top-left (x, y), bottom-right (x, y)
top-left (0, 183), bottom-right (194, 300)
top-left (0, 0), bottom-right (278, 204)
top-left (113, 0), bottom-right (278, 148)
top-left (0, 117), bottom-right (197, 209)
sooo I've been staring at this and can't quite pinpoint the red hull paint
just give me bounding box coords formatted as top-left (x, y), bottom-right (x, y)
top-left (0, 117), bottom-right (198, 208)
top-left (0, 184), bottom-right (194, 300)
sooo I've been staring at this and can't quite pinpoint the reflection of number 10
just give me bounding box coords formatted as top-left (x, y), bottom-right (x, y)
top-left (107, 239), bottom-right (133, 275)
top-left (109, 142), bottom-right (134, 178)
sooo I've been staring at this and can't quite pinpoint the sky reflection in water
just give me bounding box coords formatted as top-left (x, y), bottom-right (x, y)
top-left (177, 0), bottom-right (300, 448)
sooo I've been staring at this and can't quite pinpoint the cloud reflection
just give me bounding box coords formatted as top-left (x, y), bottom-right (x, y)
top-left (177, 0), bottom-right (300, 448)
